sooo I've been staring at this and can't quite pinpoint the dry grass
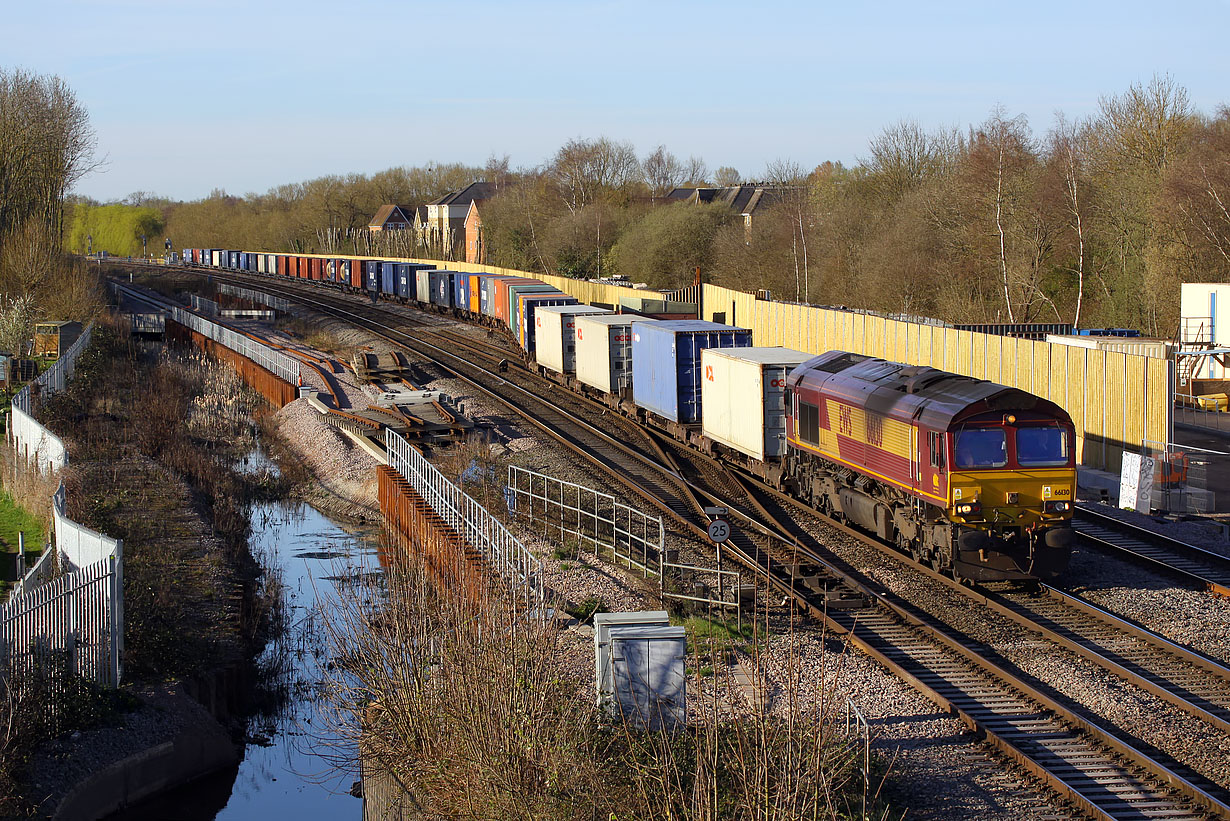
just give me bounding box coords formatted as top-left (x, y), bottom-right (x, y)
top-left (320, 531), bottom-right (892, 820)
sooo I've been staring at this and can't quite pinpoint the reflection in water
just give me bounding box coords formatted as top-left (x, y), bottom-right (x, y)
top-left (111, 501), bottom-right (378, 820)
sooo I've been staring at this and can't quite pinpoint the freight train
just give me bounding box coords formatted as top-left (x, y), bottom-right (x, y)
top-left (182, 248), bottom-right (1076, 582)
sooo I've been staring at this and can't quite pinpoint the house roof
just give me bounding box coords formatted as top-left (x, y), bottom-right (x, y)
top-left (368, 204), bottom-right (414, 228)
top-left (669, 185), bottom-right (789, 215)
top-left (433, 181), bottom-right (496, 208)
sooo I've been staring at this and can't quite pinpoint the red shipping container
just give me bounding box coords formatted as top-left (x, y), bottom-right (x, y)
top-left (493, 277), bottom-right (540, 325)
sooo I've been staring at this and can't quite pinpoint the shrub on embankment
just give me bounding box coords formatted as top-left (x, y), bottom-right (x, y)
top-left (323, 549), bottom-right (884, 821)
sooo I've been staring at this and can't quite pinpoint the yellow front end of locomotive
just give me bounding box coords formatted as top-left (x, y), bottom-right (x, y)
top-left (947, 468), bottom-right (1076, 528)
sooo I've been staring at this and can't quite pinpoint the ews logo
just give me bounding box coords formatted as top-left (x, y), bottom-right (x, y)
top-left (838, 405), bottom-right (854, 437)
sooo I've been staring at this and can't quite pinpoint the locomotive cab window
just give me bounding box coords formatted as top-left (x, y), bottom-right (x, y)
top-left (1017, 426), bottom-right (1068, 467)
top-left (953, 426), bottom-right (1007, 469)
top-left (798, 402), bottom-right (820, 445)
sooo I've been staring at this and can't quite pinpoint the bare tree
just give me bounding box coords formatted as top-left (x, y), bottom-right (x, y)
top-left (1049, 114), bottom-right (1092, 326)
top-left (642, 145), bottom-right (686, 199)
top-left (550, 137), bottom-right (641, 213)
top-left (713, 166), bottom-right (741, 186)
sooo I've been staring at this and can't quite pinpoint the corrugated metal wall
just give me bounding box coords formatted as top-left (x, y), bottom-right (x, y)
top-left (699, 284), bottom-right (1172, 472)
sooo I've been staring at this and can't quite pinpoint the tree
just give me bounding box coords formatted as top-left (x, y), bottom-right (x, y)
top-left (642, 146), bottom-right (686, 198)
top-left (550, 137), bottom-right (641, 213)
top-left (608, 203), bottom-right (734, 289)
top-left (865, 119), bottom-right (959, 201)
top-left (713, 166), bottom-right (741, 186)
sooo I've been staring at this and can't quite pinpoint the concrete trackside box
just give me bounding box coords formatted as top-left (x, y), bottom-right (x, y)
top-left (701, 347), bottom-right (813, 462)
top-left (535, 305), bottom-right (612, 374)
top-left (631, 320), bottom-right (752, 425)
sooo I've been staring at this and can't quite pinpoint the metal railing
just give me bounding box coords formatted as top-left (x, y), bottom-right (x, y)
top-left (506, 464), bottom-right (664, 576)
top-left (111, 281), bottom-right (300, 385)
top-left (217, 282), bottom-right (292, 312)
top-left (385, 430), bottom-right (543, 607)
top-left (190, 294), bottom-right (219, 315)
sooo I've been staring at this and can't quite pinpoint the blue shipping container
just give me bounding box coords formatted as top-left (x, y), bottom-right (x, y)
top-left (429, 271), bottom-right (456, 309)
top-left (365, 261), bottom-right (380, 292)
top-left (395, 264), bottom-right (412, 299)
top-left (381, 262), bottom-right (396, 295)
top-left (454, 273), bottom-right (471, 312)
top-left (631, 321), bottom-right (753, 424)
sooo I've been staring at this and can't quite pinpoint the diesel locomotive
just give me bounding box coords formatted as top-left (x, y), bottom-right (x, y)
top-left (785, 351), bottom-right (1076, 582)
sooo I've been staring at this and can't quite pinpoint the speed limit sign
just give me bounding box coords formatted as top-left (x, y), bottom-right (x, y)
top-left (707, 518), bottom-right (731, 544)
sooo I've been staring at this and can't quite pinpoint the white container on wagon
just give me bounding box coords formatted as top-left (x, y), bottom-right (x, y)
top-left (574, 315), bottom-right (659, 396)
top-left (701, 347), bottom-right (814, 462)
top-left (1045, 334), bottom-right (1175, 359)
top-left (535, 305), bottom-right (613, 374)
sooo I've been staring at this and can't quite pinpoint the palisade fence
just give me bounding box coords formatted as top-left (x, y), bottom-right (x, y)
top-left (217, 282), bottom-right (292, 312)
top-left (385, 429), bottom-right (544, 607)
top-left (111, 281), bottom-right (301, 385)
top-left (506, 464), bottom-right (664, 577)
top-left (11, 322), bottom-right (94, 474)
top-left (1, 482), bottom-right (123, 690)
top-left (3, 320), bottom-right (124, 694)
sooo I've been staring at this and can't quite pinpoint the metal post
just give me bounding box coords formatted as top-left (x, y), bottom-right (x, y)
top-left (17, 531), bottom-right (24, 579)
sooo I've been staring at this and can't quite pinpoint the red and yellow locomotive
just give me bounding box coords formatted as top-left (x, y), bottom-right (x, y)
top-left (785, 351), bottom-right (1075, 582)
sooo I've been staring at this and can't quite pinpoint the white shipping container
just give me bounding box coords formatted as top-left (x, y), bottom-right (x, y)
top-left (535, 305), bottom-right (612, 374)
top-left (1045, 334), bottom-right (1174, 359)
top-left (575, 314), bottom-right (659, 396)
top-left (701, 347), bottom-right (814, 462)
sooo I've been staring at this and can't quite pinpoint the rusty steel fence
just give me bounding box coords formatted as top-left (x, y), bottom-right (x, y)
top-left (385, 430), bottom-right (543, 607)
top-left (506, 464), bottom-right (665, 576)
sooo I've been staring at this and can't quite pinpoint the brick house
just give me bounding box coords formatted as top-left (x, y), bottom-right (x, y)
top-left (464, 199), bottom-right (489, 264)
top-left (424, 181), bottom-right (495, 260)
top-left (368, 204), bottom-right (417, 232)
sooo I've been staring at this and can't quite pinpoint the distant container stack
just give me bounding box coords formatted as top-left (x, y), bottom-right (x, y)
top-left (535, 305), bottom-right (613, 374)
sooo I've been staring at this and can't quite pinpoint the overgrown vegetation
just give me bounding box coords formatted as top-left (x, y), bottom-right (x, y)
top-left (322, 542), bottom-right (888, 820)
top-left (37, 320), bottom-right (287, 680)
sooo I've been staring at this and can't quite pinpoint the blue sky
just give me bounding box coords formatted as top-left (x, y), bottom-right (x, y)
top-left (8, 0), bottom-right (1228, 202)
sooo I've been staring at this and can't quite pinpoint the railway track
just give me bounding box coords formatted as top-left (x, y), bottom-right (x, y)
top-left (147, 266), bottom-right (1230, 819)
top-left (1074, 506), bottom-right (1230, 598)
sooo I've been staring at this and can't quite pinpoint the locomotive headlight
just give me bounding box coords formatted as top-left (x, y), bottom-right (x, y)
top-left (1045, 500), bottom-right (1070, 514)
top-left (955, 501), bottom-right (982, 516)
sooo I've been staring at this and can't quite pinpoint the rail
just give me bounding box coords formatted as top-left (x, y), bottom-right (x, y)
top-left (385, 430), bottom-right (543, 608)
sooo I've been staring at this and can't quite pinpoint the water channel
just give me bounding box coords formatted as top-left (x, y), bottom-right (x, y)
top-left (112, 497), bottom-right (376, 820)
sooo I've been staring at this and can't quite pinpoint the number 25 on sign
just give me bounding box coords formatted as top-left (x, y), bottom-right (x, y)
top-left (707, 518), bottom-right (731, 544)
